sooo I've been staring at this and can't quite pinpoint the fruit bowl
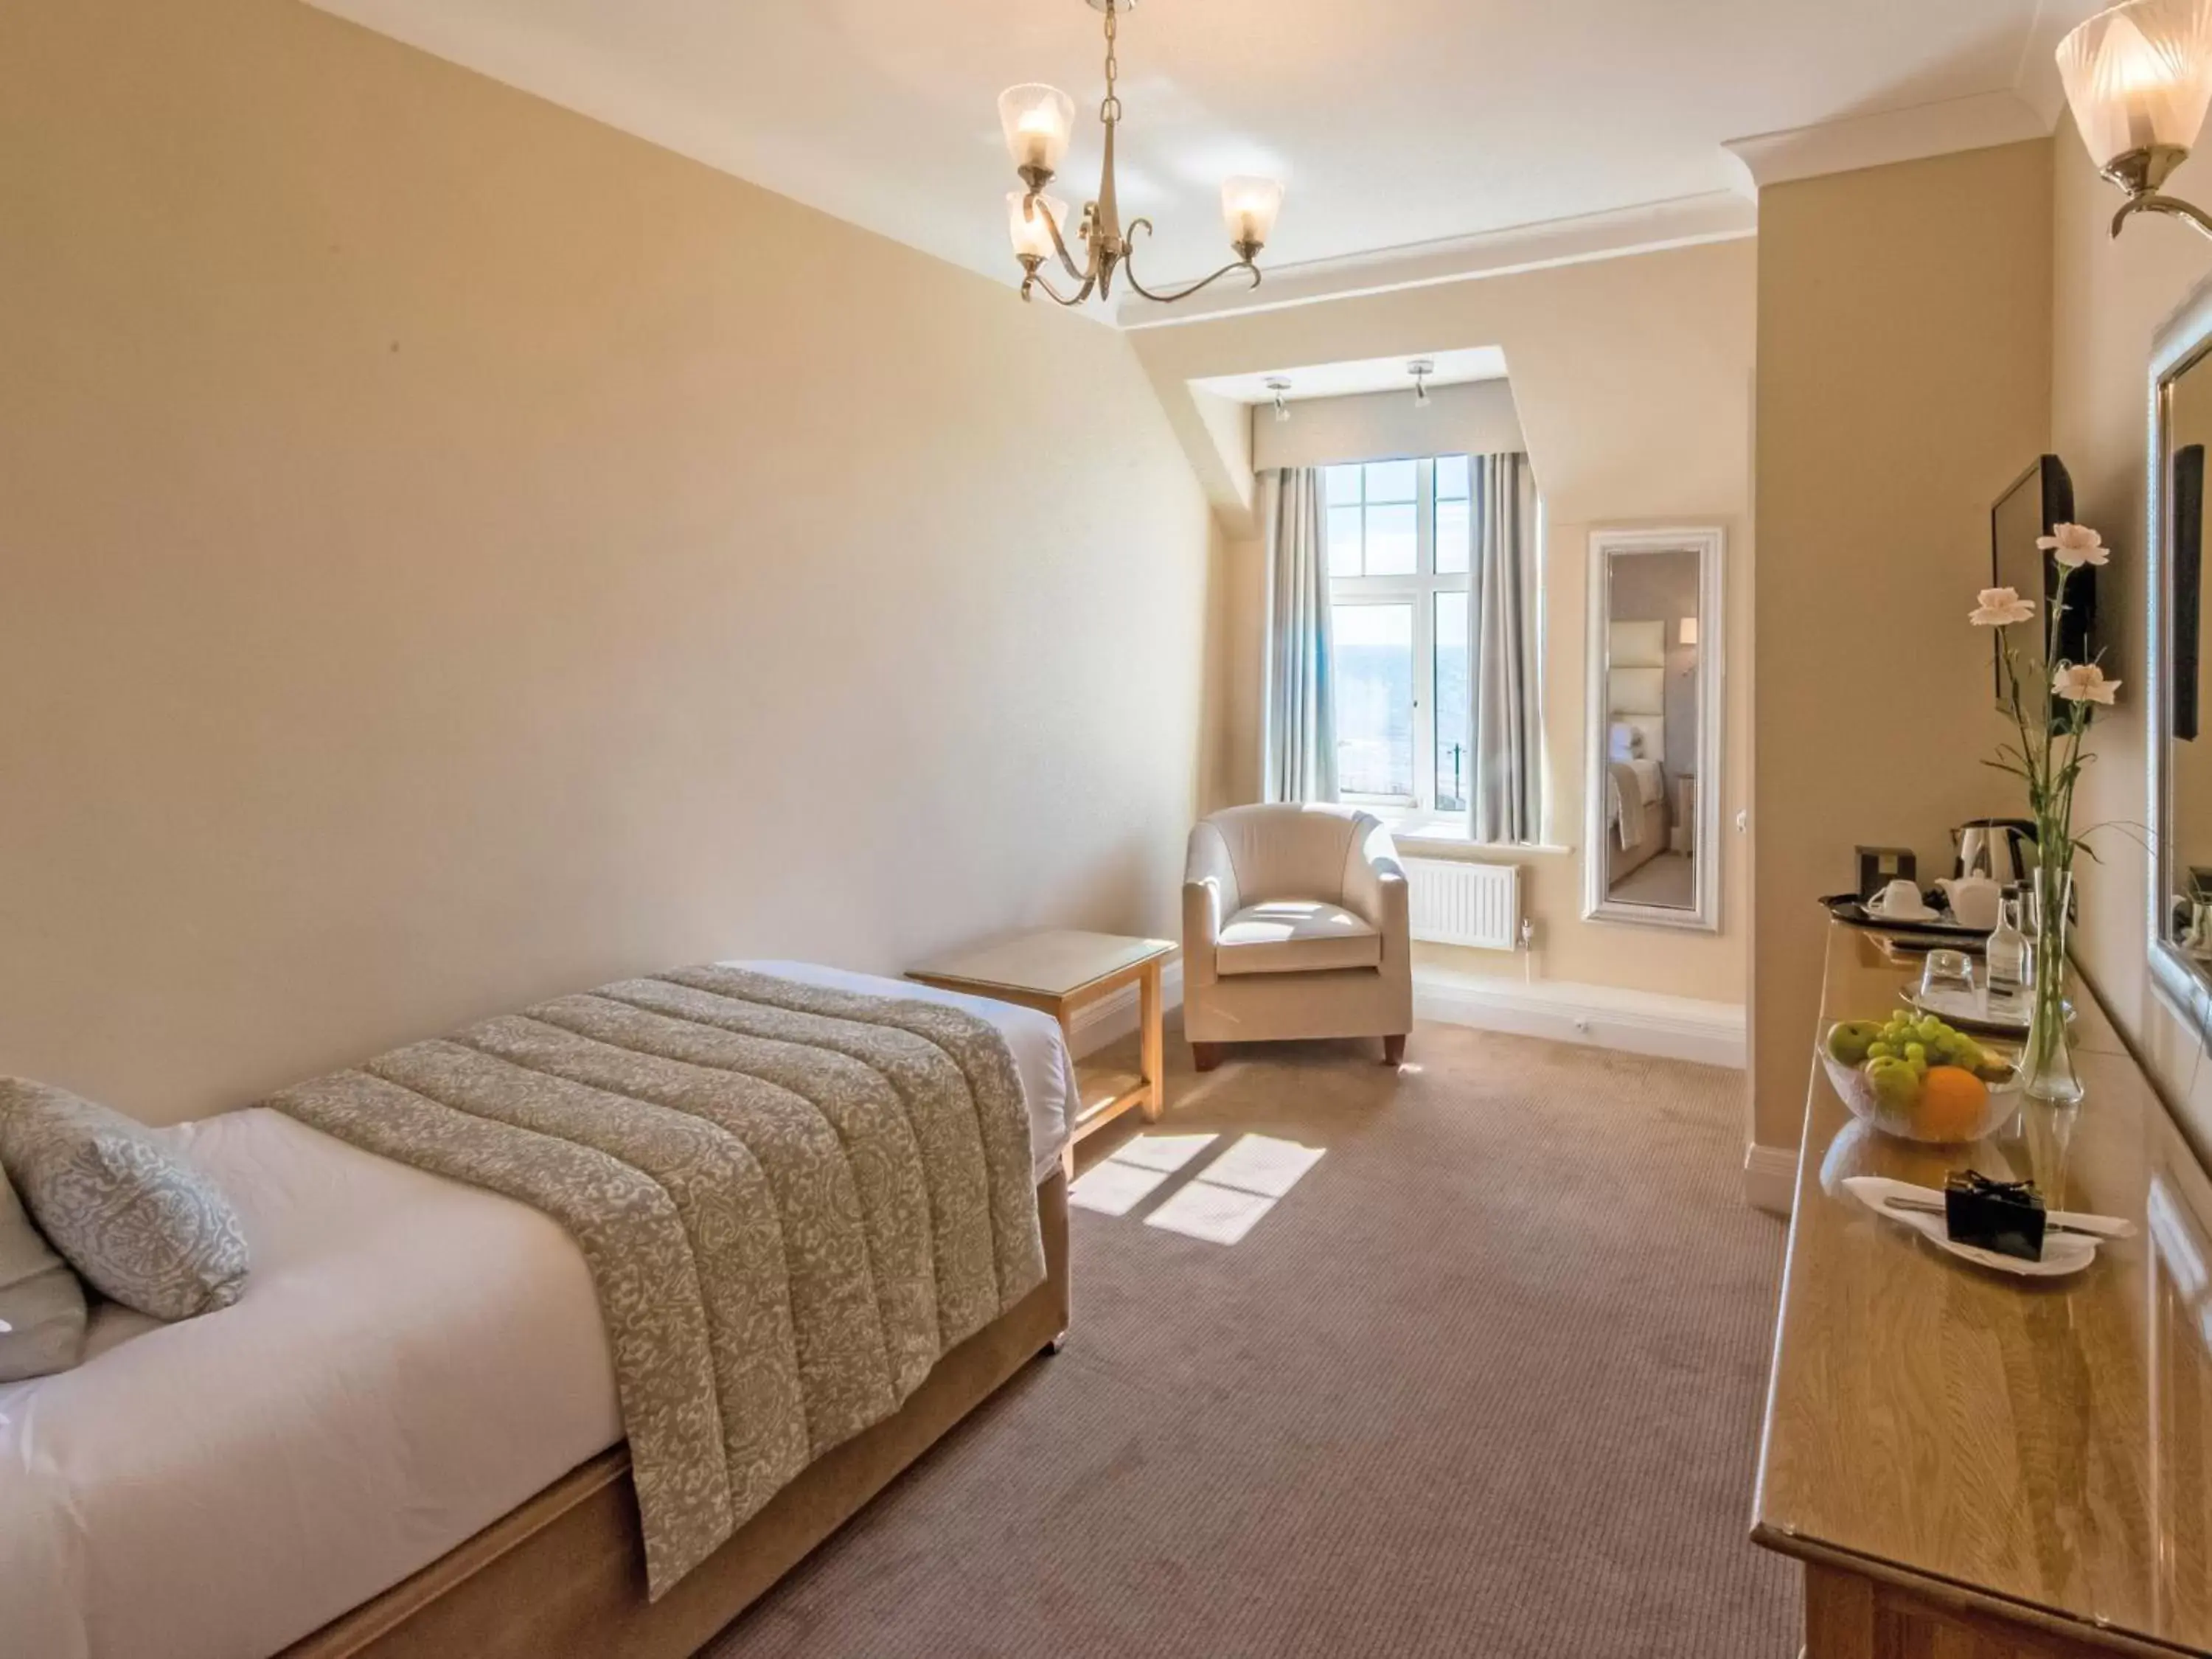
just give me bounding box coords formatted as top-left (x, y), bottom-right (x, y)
top-left (1819, 1014), bottom-right (2025, 1145)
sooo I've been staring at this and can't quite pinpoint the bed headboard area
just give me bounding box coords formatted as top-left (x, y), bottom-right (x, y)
top-left (1607, 621), bottom-right (1667, 763)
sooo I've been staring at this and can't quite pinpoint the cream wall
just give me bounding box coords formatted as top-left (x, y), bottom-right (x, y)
top-left (2050, 119), bottom-right (2212, 1157)
top-left (1750, 141), bottom-right (2053, 1155)
top-left (0, 0), bottom-right (1215, 1125)
top-left (1134, 239), bottom-right (1757, 1005)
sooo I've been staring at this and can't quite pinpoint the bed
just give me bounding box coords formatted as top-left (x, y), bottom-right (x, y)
top-left (1606, 754), bottom-right (1671, 883)
top-left (0, 961), bottom-right (1076, 1659)
top-left (1604, 622), bottom-right (1673, 887)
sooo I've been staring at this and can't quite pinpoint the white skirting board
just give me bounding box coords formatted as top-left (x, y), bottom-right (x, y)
top-left (1411, 968), bottom-right (1747, 1069)
top-left (1063, 960), bottom-right (1747, 1074)
top-left (1741, 1143), bottom-right (1798, 1217)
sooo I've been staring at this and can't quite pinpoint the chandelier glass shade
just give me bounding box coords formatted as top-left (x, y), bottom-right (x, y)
top-left (998, 0), bottom-right (1284, 307)
top-left (998, 85), bottom-right (1076, 178)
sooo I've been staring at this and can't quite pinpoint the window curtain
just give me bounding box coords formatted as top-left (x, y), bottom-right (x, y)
top-left (1259, 467), bottom-right (1338, 804)
top-left (1468, 453), bottom-right (1540, 843)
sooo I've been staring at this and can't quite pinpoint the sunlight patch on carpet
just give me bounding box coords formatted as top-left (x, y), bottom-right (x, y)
top-left (1070, 1133), bottom-right (1219, 1217)
top-left (1144, 1134), bottom-right (1325, 1245)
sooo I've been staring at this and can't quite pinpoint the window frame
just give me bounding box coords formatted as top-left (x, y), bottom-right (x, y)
top-left (1327, 456), bottom-right (1472, 814)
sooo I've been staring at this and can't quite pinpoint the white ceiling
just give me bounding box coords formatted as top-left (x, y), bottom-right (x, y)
top-left (1194, 347), bottom-right (1509, 404)
top-left (311, 0), bottom-right (2096, 307)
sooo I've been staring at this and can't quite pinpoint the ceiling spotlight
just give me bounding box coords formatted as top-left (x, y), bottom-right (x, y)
top-left (1265, 377), bottom-right (1293, 423)
top-left (1408, 358), bottom-right (1435, 408)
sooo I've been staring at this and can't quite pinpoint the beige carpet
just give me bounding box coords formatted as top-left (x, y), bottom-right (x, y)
top-left (1610, 852), bottom-right (1697, 908)
top-left (701, 1021), bottom-right (1798, 1658)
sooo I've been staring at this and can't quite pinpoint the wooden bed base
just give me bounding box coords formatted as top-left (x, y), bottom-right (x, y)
top-left (281, 1172), bottom-right (1071, 1659)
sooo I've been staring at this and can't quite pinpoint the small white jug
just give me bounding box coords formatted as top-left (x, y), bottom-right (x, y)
top-left (1937, 874), bottom-right (2003, 932)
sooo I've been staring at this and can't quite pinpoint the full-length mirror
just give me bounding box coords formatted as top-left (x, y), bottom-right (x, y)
top-left (1583, 526), bottom-right (1724, 931)
top-left (2152, 284), bottom-right (2212, 1018)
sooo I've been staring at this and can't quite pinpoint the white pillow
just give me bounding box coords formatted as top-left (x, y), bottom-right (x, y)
top-left (1608, 723), bottom-right (1644, 762)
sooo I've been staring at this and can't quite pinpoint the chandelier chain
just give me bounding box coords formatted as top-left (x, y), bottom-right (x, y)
top-left (1100, 2), bottom-right (1121, 126)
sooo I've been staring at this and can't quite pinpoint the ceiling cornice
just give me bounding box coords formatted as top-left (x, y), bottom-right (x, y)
top-left (1116, 192), bottom-right (1758, 330)
top-left (1722, 88), bottom-right (2051, 193)
top-left (1719, 4), bottom-right (2104, 194)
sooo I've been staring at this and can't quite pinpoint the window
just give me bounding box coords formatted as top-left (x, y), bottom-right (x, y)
top-left (1326, 457), bottom-right (1474, 815)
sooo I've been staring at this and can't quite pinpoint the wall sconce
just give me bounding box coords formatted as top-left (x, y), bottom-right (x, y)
top-left (1408, 358), bottom-right (1434, 408)
top-left (1679, 616), bottom-right (1699, 647)
top-left (2058, 0), bottom-right (2212, 240)
top-left (1265, 377), bottom-right (1292, 424)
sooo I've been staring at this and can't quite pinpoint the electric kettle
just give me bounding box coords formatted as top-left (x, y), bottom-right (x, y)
top-left (1951, 818), bottom-right (2037, 885)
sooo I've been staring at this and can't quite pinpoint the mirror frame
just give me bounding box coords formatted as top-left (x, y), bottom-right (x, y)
top-left (2147, 276), bottom-right (2212, 1027)
top-left (1581, 524), bottom-right (1725, 933)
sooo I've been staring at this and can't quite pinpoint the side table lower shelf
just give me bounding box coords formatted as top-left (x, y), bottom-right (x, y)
top-left (906, 929), bottom-right (1175, 1176)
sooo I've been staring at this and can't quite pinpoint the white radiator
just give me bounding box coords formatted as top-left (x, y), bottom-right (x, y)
top-left (1404, 858), bottom-right (1520, 950)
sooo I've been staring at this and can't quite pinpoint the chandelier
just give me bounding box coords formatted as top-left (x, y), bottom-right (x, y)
top-left (998, 0), bottom-right (1285, 307)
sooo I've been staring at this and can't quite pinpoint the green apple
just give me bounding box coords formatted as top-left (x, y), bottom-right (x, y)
top-left (1827, 1020), bottom-right (1883, 1065)
top-left (1866, 1057), bottom-right (1921, 1114)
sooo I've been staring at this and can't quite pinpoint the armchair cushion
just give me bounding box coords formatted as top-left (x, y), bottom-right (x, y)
top-left (1217, 900), bottom-right (1382, 976)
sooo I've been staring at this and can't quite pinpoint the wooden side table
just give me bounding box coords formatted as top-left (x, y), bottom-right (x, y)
top-left (908, 930), bottom-right (1175, 1172)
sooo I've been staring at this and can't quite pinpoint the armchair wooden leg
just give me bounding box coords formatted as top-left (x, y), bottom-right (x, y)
top-left (1192, 1042), bottom-right (1224, 1073)
top-left (1382, 1034), bottom-right (1407, 1065)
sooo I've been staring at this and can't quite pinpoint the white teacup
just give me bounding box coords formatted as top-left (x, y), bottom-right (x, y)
top-left (1867, 878), bottom-right (1934, 921)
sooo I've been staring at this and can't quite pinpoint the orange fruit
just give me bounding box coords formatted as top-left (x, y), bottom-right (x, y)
top-left (1915, 1065), bottom-right (1989, 1141)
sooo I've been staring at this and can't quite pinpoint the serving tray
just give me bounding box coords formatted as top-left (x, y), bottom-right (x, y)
top-left (1821, 893), bottom-right (1989, 945)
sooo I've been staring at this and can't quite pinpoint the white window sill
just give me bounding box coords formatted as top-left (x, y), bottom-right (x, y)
top-left (1366, 810), bottom-right (1572, 859)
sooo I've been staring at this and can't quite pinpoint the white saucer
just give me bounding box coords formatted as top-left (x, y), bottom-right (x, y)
top-left (1842, 1176), bottom-right (2132, 1279)
top-left (1866, 902), bottom-right (1940, 925)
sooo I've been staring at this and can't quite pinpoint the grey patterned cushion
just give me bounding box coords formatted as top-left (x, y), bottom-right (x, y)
top-left (0, 1161), bottom-right (87, 1380)
top-left (0, 1079), bottom-right (249, 1321)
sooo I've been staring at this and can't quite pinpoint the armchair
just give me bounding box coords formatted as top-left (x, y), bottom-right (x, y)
top-left (1181, 804), bottom-right (1412, 1068)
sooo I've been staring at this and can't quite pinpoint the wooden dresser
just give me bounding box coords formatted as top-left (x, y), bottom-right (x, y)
top-left (1754, 922), bottom-right (2212, 1658)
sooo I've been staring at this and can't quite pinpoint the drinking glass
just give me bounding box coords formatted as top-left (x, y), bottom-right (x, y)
top-left (1920, 950), bottom-right (1973, 1004)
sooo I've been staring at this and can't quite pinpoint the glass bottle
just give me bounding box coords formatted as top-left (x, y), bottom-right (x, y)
top-left (1986, 891), bottom-right (2027, 1006)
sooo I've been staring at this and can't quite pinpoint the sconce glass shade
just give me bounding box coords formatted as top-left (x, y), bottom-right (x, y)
top-left (2058, 0), bottom-right (2212, 170)
top-left (998, 85), bottom-right (1076, 176)
top-left (1006, 191), bottom-right (1069, 261)
top-left (1221, 175), bottom-right (1286, 250)
top-left (1680, 617), bottom-right (1699, 647)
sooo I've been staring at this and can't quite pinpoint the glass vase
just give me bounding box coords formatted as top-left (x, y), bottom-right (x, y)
top-left (2021, 864), bottom-right (2083, 1106)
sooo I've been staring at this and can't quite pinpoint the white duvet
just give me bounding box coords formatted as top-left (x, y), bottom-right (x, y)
top-left (1607, 758), bottom-right (1665, 849)
top-left (0, 964), bottom-right (1074, 1659)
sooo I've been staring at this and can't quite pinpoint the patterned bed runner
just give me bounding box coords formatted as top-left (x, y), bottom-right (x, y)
top-left (263, 964), bottom-right (1045, 1597)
